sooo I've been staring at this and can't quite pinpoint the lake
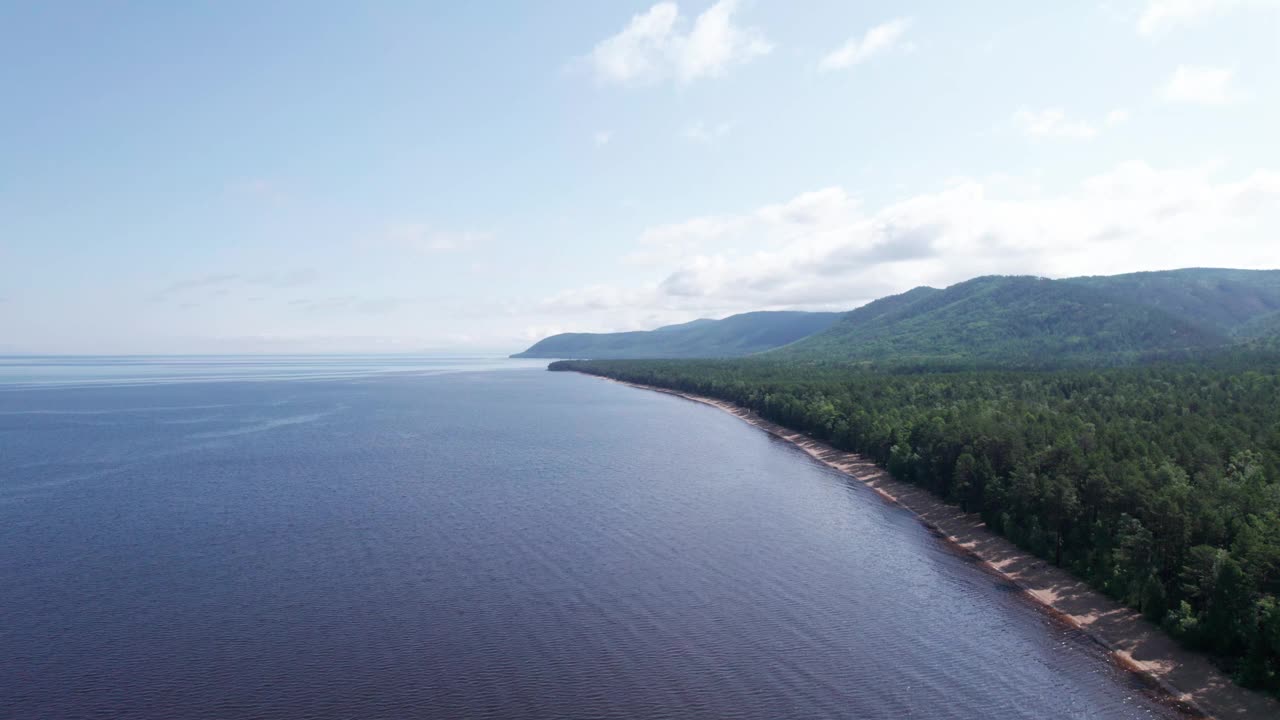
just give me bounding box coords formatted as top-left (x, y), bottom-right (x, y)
top-left (0, 356), bottom-right (1183, 718)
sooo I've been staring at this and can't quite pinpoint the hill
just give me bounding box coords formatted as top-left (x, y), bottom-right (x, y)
top-left (511, 310), bottom-right (843, 359)
top-left (773, 269), bottom-right (1280, 363)
top-left (1234, 309), bottom-right (1280, 339)
top-left (1063, 268), bottom-right (1280, 333)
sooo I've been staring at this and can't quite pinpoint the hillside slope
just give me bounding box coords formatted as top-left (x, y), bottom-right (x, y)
top-left (1234, 309), bottom-right (1280, 339)
top-left (774, 274), bottom-right (1230, 362)
top-left (1063, 268), bottom-right (1280, 333)
top-left (511, 311), bottom-right (842, 359)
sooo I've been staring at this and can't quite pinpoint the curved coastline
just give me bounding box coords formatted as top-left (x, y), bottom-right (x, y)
top-left (581, 372), bottom-right (1280, 720)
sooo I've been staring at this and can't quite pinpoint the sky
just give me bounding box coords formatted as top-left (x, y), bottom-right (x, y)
top-left (1, 0), bottom-right (1278, 354)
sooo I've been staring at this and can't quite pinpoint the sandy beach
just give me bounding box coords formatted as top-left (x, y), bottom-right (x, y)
top-left (588, 374), bottom-right (1280, 720)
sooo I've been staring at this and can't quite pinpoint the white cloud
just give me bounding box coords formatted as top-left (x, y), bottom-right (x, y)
top-left (819, 18), bottom-right (912, 71)
top-left (1138, 0), bottom-right (1252, 35)
top-left (755, 187), bottom-right (860, 227)
top-left (1013, 108), bottom-right (1099, 140)
top-left (587, 2), bottom-right (679, 84)
top-left (540, 163), bottom-right (1280, 325)
top-left (682, 120), bottom-right (733, 142)
top-left (593, 130), bottom-right (613, 147)
top-left (1161, 65), bottom-right (1243, 104)
top-left (675, 0), bottom-right (773, 82)
top-left (625, 214), bottom-right (746, 265)
top-left (586, 0), bottom-right (771, 86)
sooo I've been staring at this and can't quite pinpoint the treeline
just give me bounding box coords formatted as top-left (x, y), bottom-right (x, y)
top-left (550, 358), bottom-right (1280, 692)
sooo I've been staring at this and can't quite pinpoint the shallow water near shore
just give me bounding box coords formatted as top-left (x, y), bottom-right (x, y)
top-left (1, 358), bottom-right (1186, 719)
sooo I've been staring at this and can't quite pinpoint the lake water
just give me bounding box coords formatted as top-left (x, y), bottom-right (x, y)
top-left (1, 357), bottom-right (1184, 719)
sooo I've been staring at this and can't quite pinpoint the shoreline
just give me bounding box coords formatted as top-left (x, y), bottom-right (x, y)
top-left (584, 373), bottom-right (1280, 720)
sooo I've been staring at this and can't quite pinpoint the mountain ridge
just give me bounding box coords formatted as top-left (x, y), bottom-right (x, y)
top-left (516, 268), bottom-right (1280, 363)
top-left (771, 272), bottom-right (1248, 362)
top-left (511, 310), bottom-right (843, 359)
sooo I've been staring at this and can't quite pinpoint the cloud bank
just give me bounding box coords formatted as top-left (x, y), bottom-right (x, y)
top-left (1139, 0), bottom-right (1251, 34)
top-left (819, 18), bottom-right (912, 71)
top-left (538, 163), bottom-right (1280, 330)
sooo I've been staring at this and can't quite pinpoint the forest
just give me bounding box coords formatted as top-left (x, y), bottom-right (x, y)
top-left (550, 357), bottom-right (1280, 693)
top-left (773, 270), bottom-right (1280, 364)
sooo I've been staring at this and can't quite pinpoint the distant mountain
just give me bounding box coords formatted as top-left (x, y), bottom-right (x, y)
top-left (774, 269), bottom-right (1280, 363)
top-left (1062, 268), bottom-right (1280, 332)
top-left (511, 311), bottom-right (842, 359)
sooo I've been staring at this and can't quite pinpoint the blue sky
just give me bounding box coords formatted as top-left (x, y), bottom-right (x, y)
top-left (2, 1), bottom-right (1278, 353)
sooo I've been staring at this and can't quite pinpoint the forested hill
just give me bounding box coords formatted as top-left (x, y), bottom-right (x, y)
top-left (1063, 268), bottom-right (1280, 334)
top-left (511, 311), bottom-right (841, 359)
top-left (774, 269), bottom-right (1280, 364)
top-left (516, 268), bottom-right (1279, 364)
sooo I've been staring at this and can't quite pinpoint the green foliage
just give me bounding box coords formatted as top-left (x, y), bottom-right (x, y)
top-left (551, 357), bottom-right (1280, 693)
top-left (511, 311), bottom-right (842, 359)
top-left (776, 270), bottom-right (1280, 364)
top-left (1064, 268), bottom-right (1280, 333)
top-left (1234, 310), bottom-right (1280, 340)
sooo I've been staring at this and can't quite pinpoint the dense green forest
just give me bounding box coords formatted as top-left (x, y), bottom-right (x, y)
top-left (550, 357), bottom-right (1280, 692)
top-left (1063, 269), bottom-right (1280, 332)
top-left (511, 310), bottom-right (841, 359)
top-left (776, 269), bottom-right (1280, 363)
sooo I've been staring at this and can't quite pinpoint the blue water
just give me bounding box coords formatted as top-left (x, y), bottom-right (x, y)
top-left (1, 357), bottom-right (1183, 719)
top-left (0, 354), bottom-right (548, 387)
